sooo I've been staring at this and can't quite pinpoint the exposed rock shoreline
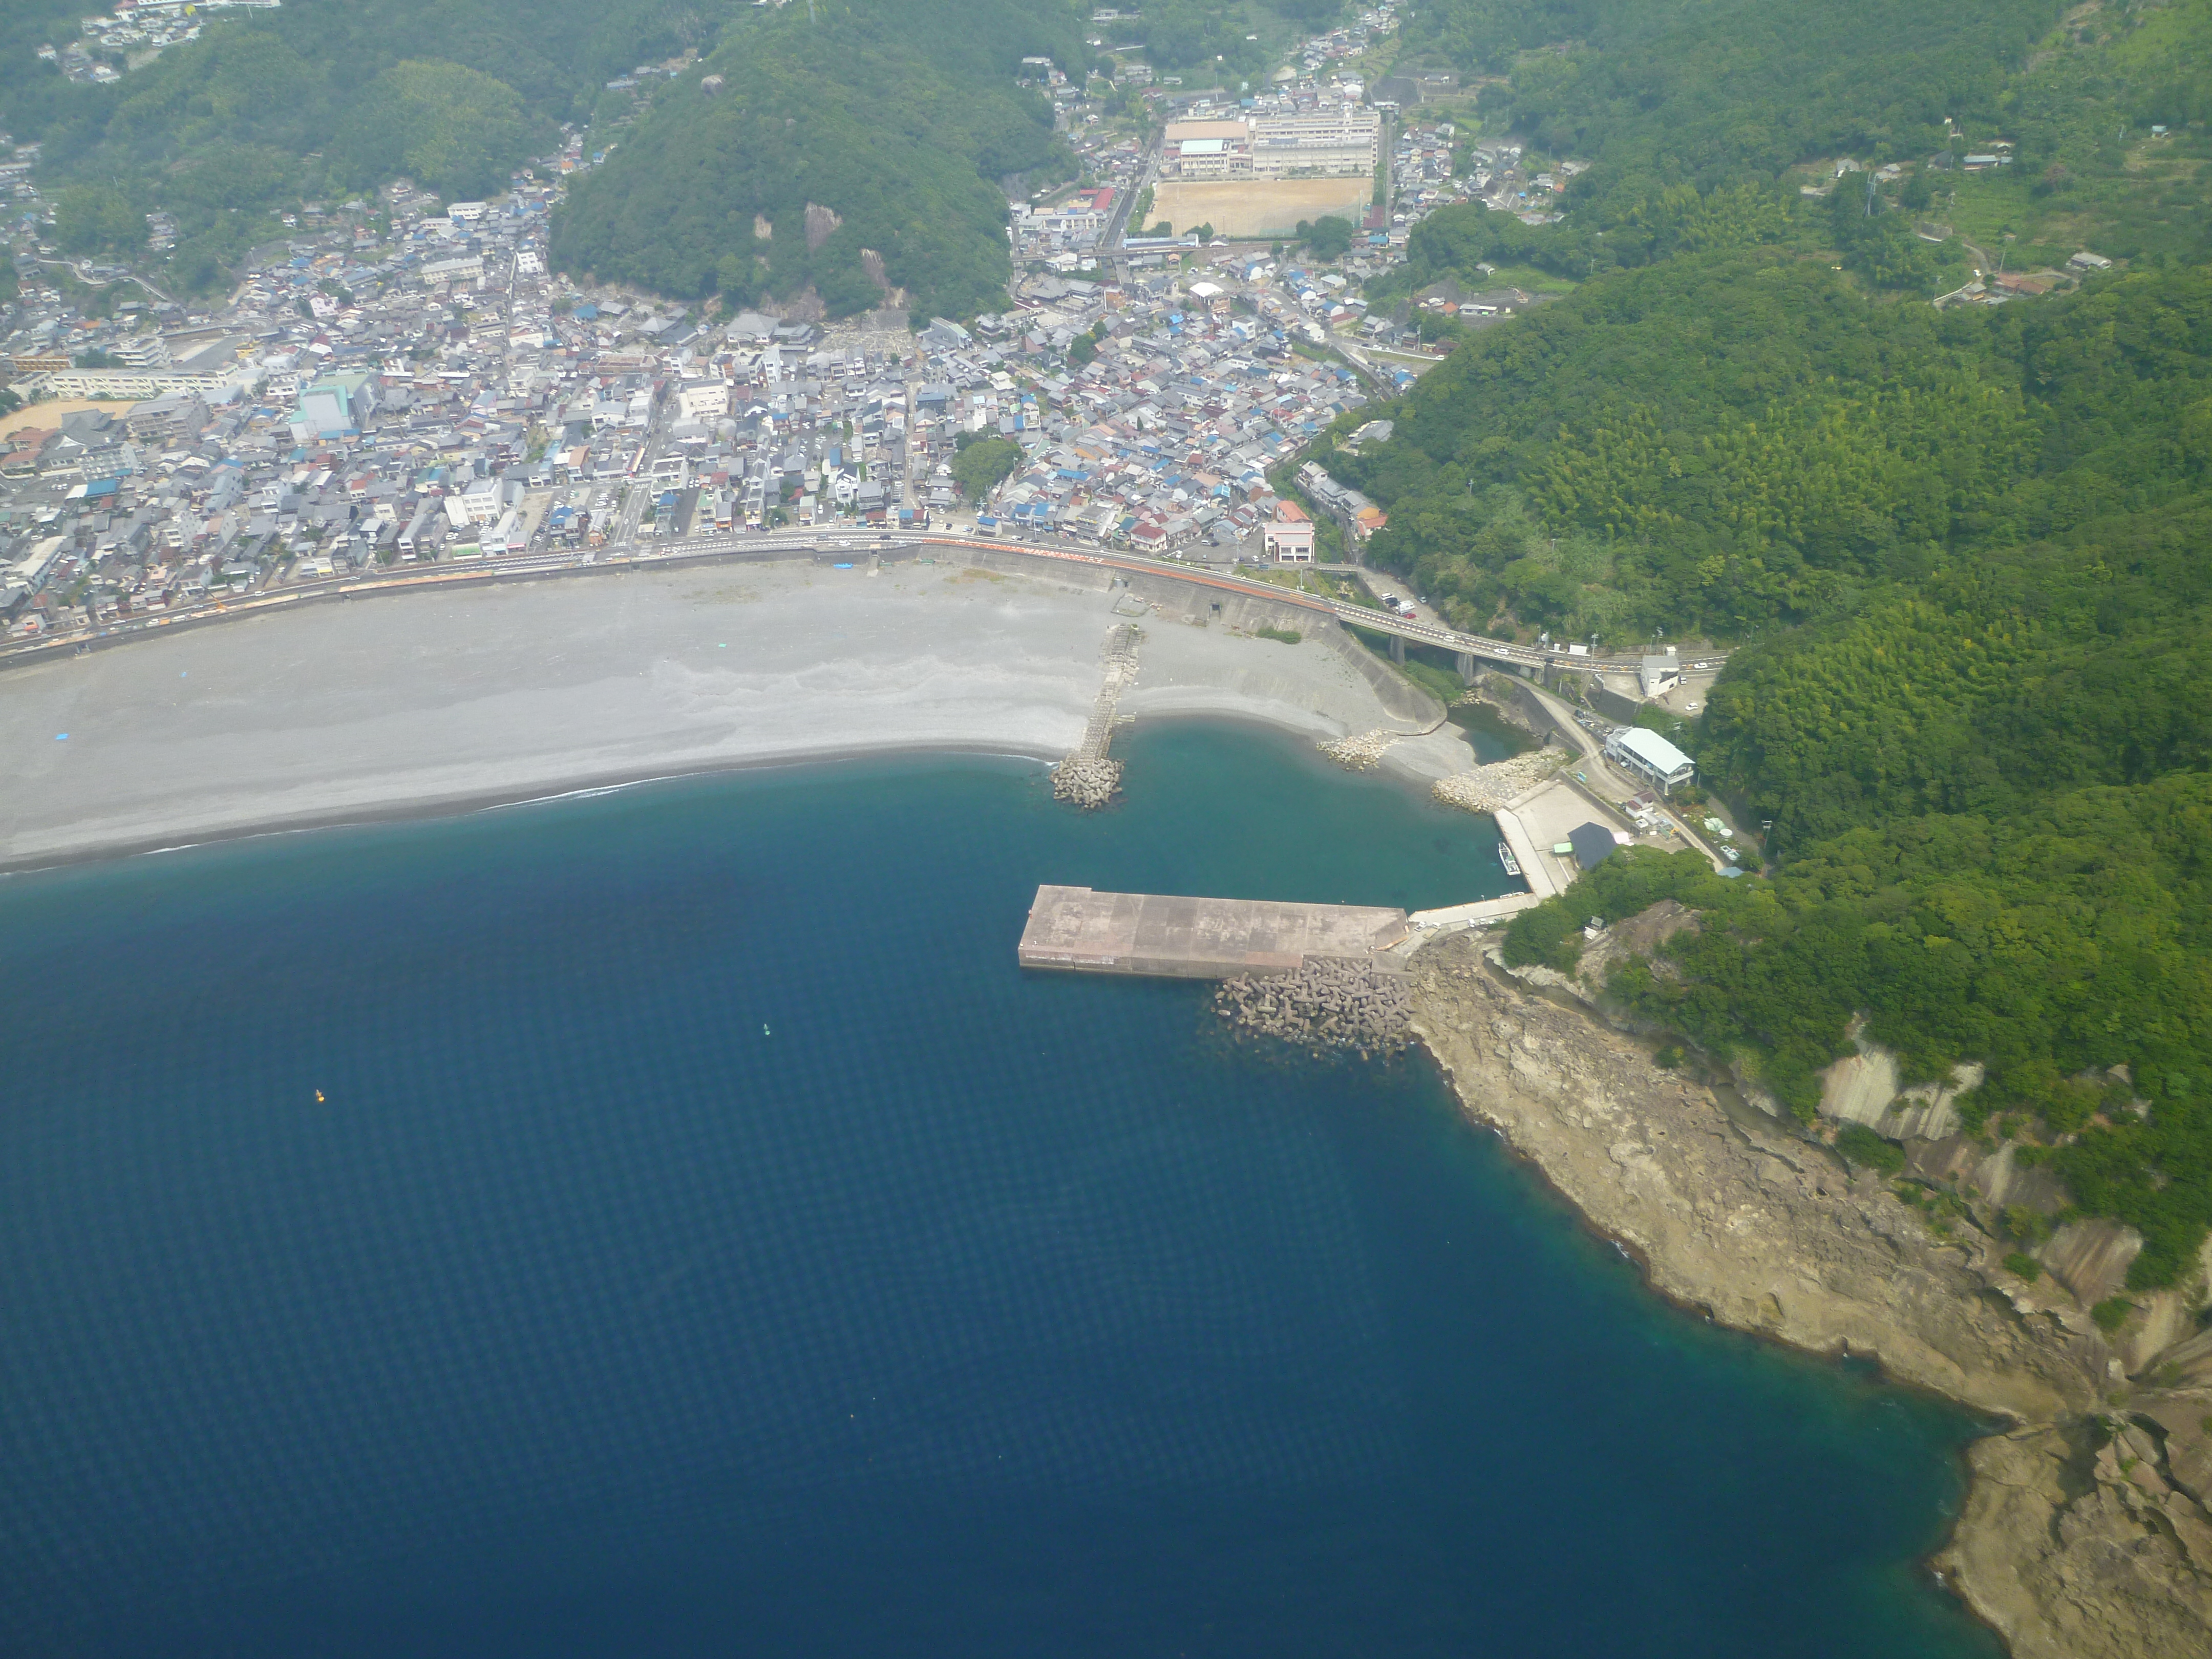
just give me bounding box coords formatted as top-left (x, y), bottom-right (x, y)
top-left (1405, 930), bottom-right (2212, 1659)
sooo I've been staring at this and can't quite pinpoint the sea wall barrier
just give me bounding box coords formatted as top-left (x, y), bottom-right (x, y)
top-left (0, 528), bottom-right (1694, 682)
top-left (1017, 885), bottom-right (1411, 980)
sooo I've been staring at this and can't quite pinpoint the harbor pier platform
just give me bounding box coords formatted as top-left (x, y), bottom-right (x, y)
top-left (1018, 885), bottom-right (1410, 979)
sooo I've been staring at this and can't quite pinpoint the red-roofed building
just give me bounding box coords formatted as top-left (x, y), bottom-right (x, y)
top-left (1265, 500), bottom-right (1314, 563)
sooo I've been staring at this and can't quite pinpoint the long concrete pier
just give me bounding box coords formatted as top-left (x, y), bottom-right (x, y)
top-left (1018, 885), bottom-right (1410, 979)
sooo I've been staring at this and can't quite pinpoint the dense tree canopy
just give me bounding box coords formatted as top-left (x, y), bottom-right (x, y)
top-left (332, 60), bottom-right (549, 204)
top-left (53, 184), bottom-right (146, 258)
top-left (1442, 262), bottom-right (2212, 1286)
top-left (0, 0), bottom-right (725, 292)
top-left (1352, 0), bottom-right (2212, 1285)
top-left (551, 0), bottom-right (1085, 318)
top-left (1, 0), bottom-right (1090, 310)
top-left (952, 436), bottom-right (1024, 501)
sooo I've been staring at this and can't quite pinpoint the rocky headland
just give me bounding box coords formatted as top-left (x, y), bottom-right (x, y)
top-left (1406, 928), bottom-right (2212, 1659)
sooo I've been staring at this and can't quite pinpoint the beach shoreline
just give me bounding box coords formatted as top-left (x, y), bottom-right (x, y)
top-left (1, 741), bottom-right (1068, 877)
top-left (2, 555), bottom-right (1473, 873)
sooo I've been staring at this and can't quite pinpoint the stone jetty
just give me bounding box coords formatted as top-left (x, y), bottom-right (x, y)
top-left (1317, 727), bottom-right (1404, 771)
top-left (1432, 749), bottom-right (1565, 813)
top-left (1214, 957), bottom-right (1415, 1057)
top-left (1052, 623), bottom-right (1141, 809)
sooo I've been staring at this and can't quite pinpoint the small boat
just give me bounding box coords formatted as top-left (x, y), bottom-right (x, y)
top-left (1497, 841), bottom-right (1522, 877)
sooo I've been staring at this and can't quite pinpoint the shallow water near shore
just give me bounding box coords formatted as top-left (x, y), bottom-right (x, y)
top-left (0, 720), bottom-right (1999, 1657)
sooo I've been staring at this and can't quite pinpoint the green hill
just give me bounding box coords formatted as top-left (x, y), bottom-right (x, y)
top-left (1, 0), bottom-right (722, 292)
top-left (0, 0), bottom-right (1083, 312)
top-left (549, 0), bottom-right (1084, 320)
top-left (1339, 0), bottom-right (2212, 1284)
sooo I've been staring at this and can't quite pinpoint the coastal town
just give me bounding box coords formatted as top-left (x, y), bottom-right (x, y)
top-left (5, 7), bottom-right (2211, 1654)
top-left (0, 0), bottom-right (1588, 649)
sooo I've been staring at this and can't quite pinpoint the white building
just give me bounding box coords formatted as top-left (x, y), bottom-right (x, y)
top-left (419, 255), bottom-right (484, 286)
top-left (1606, 726), bottom-right (1696, 796)
top-left (36, 368), bottom-right (231, 399)
top-left (1639, 647), bottom-right (1681, 697)
top-left (1251, 109), bottom-right (1380, 179)
top-left (1159, 110), bottom-right (1382, 182)
top-left (443, 477), bottom-right (508, 529)
top-left (677, 380), bottom-right (730, 420)
top-left (479, 507), bottom-right (523, 555)
top-left (1264, 504), bottom-right (1315, 562)
top-left (1161, 119), bottom-right (1254, 180)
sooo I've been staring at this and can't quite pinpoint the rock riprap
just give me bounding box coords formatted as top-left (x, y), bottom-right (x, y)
top-left (1214, 957), bottom-right (1413, 1056)
top-left (1432, 749), bottom-right (1565, 813)
top-left (1318, 728), bottom-right (1404, 771)
top-left (1052, 623), bottom-right (1140, 809)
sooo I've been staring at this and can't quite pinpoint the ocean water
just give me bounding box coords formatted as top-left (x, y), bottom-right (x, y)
top-left (0, 722), bottom-right (2001, 1658)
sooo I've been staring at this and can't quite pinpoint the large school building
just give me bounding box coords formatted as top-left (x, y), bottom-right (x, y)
top-left (1159, 110), bottom-right (1381, 181)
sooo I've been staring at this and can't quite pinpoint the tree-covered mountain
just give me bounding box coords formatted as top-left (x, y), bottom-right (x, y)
top-left (1386, 0), bottom-right (2210, 290)
top-left (1, 0), bottom-right (729, 292)
top-left (0, 0), bottom-right (1089, 313)
top-left (1343, 0), bottom-right (2212, 1286)
top-left (1467, 260), bottom-right (2212, 1285)
top-left (549, 0), bottom-right (1085, 320)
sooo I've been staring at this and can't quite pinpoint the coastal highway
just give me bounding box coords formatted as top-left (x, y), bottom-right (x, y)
top-left (1, 524), bottom-right (1727, 684)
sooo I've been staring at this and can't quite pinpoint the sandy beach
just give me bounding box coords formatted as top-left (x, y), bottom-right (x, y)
top-left (0, 554), bottom-right (1474, 868)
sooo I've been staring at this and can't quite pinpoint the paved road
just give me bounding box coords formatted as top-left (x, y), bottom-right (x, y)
top-left (34, 256), bottom-right (172, 304)
top-left (4, 521), bottom-right (1728, 685)
top-left (1102, 134), bottom-right (1163, 285)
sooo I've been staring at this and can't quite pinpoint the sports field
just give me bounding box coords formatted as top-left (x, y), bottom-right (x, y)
top-left (1150, 177), bottom-right (1372, 240)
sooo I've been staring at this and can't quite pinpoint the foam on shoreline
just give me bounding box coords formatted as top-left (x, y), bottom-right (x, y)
top-left (1, 557), bottom-right (1475, 871)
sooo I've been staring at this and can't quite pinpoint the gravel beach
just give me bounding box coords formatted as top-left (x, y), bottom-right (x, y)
top-left (1, 556), bottom-right (1474, 867)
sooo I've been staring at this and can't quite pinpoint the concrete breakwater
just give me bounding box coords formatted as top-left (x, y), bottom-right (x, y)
top-left (1214, 957), bottom-right (1414, 1057)
top-left (1051, 623), bottom-right (1141, 809)
top-left (1018, 885), bottom-right (1409, 979)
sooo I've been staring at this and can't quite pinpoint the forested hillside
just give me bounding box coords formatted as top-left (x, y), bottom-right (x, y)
top-left (0, 0), bottom-right (726, 292)
top-left (1383, 0), bottom-right (2211, 299)
top-left (550, 0), bottom-right (1083, 320)
top-left (1346, 0), bottom-right (2212, 1289)
top-left (0, 0), bottom-right (1090, 313)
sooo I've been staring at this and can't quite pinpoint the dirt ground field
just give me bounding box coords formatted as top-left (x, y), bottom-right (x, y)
top-left (0, 399), bottom-right (135, 438)
top-left (1151, 178), bottom-right (1373, 239)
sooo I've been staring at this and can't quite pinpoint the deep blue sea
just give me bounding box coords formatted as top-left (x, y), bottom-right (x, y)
top-left (0, 722), bottom-right (2001, 1657)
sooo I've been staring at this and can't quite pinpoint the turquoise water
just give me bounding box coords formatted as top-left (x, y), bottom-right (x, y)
top-left (0, 722), bottom-right (2000, 1656)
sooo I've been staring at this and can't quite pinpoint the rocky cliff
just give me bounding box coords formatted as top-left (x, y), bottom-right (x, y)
top-left (1406, 931), bottom-right (2212, 1658)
